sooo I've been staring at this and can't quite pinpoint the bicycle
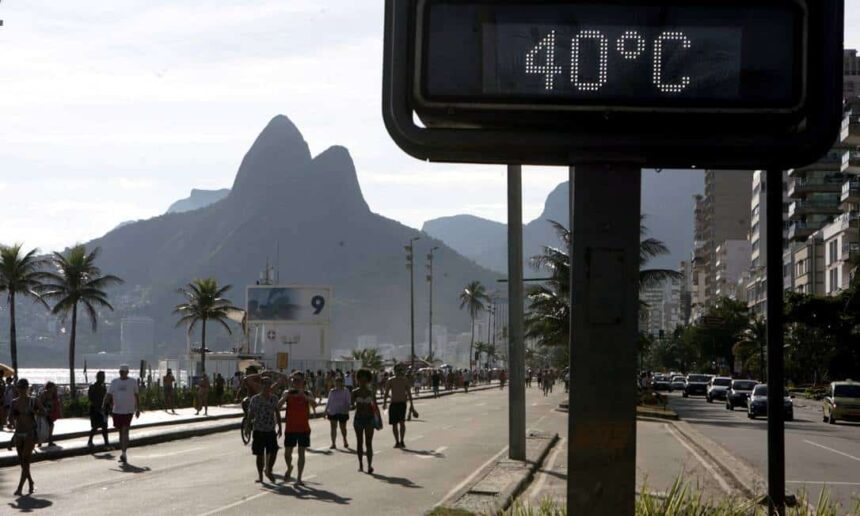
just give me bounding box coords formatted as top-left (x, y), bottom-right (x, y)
top-left (239, 397), bottom-right (252, 445)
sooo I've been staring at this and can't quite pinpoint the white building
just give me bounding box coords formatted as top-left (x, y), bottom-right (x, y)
top-left (640, 277), bottom-right (683, 337)
top-left (714, 240), bottom-right (751, 300)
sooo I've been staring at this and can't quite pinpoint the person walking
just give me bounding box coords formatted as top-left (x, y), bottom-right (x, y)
top-left (10, 379), bottom-right (42, 496)
top-left (325, 376), bottom-right (350, 449)
top-left (499, 369), bottom-right (507, 390)
top-left (383, 365), bottom-right (412, 449)
top-left (280, 372), bottom-right (316, 486)
top-left (214, 373), bottom-right (225, 407)
top-left (351, 368), bottom-right (376, 474)
top-left (87, 371), bottom-right (110, 449)
top-left (163, 369), bottom-right (176, 414)
top-left (248, 377), bottom-right (281, 483)
top-left (196, 374), bottom-right (210, 416)
top-left (37, 382), bottom-right (61, 447)
top-left (463, 369), bottom-right (472, 394)
top-left (431, 370), bottom-right (441, 398)
top-left (104, 364), bottom-right (140, 464)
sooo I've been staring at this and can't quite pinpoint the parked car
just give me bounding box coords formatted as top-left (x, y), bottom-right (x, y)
top-left (726, 379), bottom-right (758, 410)
top-left (747, 384), bottom-right (794, 420)
top-left (669, 375), bottom-right (686, 392)
top-left (653, 374), bottom-right (671, 392)
top-left (706, 377), bottom-right (732, 403)
top-left (822, 380), bottom-right (860, 424)
top-left (683, 374), bottom-right (712, 398)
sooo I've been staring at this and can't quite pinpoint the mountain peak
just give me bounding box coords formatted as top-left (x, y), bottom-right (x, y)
top-left (229, 115), bottom-right (312, 199)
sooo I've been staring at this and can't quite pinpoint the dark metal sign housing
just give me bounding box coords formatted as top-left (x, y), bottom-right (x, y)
top-left (382, 0), bottom-right (844, 168)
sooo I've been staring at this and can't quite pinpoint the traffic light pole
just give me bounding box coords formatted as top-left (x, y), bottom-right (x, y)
top-left (568, 164), bottom-right (640, 516)
top-left (765, 168), bottom-right (786, 515)
top-left (507, 164), bottom-right (526, 461)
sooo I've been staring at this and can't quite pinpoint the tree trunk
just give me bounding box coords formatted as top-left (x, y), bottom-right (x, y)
top-left (200, 319), bottom-right (207, 374)
top-left (469, 317), bottom-right (475, 369)
top-left (69, 303), bottom-right (78, 398)
top-left (9, 292), bottom-right (17, 381)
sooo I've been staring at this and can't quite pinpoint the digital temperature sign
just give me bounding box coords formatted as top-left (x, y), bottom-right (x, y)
top-left (418, 2), bottom-right (802, 113)
top-left (382, 0), bottom-right (844, 168)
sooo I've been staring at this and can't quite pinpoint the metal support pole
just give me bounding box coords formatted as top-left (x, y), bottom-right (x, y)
top-left (508, 164), bottom-right (526, 461)
top-left (765, 168), bottom-right (786, 515)
top-left (568, 164), bottom-right (640, 515)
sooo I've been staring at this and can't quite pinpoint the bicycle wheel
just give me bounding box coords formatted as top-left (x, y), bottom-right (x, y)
top-left (240, 416), bottom-right (252, 445)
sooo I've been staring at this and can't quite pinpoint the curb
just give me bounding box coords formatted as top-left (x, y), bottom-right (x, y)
top-left (0, 382), bottom-right (502, 469)
top-left (668, 419), bottom-right (765, 499)
top-left (443, 431), bottom-right (560, 515)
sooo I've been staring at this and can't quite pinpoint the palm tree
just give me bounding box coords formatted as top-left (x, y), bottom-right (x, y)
top-left (0, 244), bottom-right (49, 379)
top-left (459, 281), bottom-right (489, 369)
top-left (474, 341), bottom-right (489, 367)
top-left (174, 278), bottom-right (239, 375)
top-left (344, 348), bottom-right (384, 370)
top-left (41, 245), bottom-right (123, 397)
top-left (526, 218), bottom-right (681, 347)
top-left (733, 316), bottom-right (767, 381)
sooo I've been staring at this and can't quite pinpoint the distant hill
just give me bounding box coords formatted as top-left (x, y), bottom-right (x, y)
top-left (79, 115), bottom-right (499, 355)
top-left (166, 188), bottom-right (230, 214)
top-left (423, 170), bottom-right (703, 273)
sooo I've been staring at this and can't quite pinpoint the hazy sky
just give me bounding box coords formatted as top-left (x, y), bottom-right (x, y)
top-left (0, 1), bottom-right (857, 252)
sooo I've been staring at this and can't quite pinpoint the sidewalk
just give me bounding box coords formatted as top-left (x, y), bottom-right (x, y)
top-left (0, 381), bottom-right (501, 467)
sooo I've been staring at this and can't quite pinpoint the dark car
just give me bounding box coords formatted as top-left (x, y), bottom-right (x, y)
top-left (747, 384), bottom-right (794, 421)
top-left (653, 375), bottom-right (671, 391)
top-left (706, 377), bottom-right (732, 403)
top-left (683, 374), bottom-right (712, 398)
top-left (726, 379), bottom-right (758, 410)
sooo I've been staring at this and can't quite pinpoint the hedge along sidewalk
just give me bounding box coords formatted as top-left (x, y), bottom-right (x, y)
top-left (0, 381), bottom-right (502, 467)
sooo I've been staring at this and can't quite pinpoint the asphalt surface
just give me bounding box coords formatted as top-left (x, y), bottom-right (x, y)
top-left (668, 391), bottom-right (860, 511)
top-left (0, 385), bottom-right (564, 515)
top-left (522, 402), bottom-right (731, 507)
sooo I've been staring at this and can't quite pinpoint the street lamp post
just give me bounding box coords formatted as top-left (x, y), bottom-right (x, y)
top-left (405, 237), bottom-right (421, 369)
top-left (426, 246), bottom-right (439, 362)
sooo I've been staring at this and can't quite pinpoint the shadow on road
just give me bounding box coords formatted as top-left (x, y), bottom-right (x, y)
top-left (370, 472), bottom-right (421, 489)
top-left (269, 482), bottom-right (352, 504)
top-left (401, 448), bottom-right (445, 459)
top-left (112, 463), bottom-right (151, 474)
top-left (93, 453), bottom-right (116, 461)
top-left (8, 495), bottom-right (53, 512)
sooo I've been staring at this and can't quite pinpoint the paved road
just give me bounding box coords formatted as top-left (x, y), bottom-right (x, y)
top-left (522, 404), bottom-right (731, 507)
top-left (668, 392), bottom-right (860, 510)
top-left (0, 385), bottom-right (562, 515)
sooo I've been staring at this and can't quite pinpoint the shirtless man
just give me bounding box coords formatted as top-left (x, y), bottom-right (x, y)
top-left (163, 369), bottom-right (176, 414)
top-left (383, 366), bottom-right (413, 449)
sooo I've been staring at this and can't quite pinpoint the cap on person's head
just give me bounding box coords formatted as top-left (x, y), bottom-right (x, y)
top-left (120, 364), bottom-right (130, 372)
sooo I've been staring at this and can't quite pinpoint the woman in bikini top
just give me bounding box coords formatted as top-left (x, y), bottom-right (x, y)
top-left (10, 378), bottom-right (42, 496)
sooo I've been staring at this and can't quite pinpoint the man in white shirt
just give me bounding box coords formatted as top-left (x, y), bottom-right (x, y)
top-left (104, 364), bottom-right (140, 464)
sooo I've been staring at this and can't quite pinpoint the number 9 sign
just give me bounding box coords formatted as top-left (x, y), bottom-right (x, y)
top-left (246, 286), bottom-right (332, 324)
top-left (311, 295), bottom-right (326, 315)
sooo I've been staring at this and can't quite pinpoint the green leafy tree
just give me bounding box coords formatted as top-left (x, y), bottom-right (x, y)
top-left (345, 348), bottom-right (384, 370)
top-left (459, 281), bottom-right (489, 369)
top-left (174, 278), bottom-right (239, 375)
top-left (41, 245), bottom-right (123, 397)
top-left (733, 316), bottom-right (767, 381)
top-left (0, 244), bottom-right (49, 379)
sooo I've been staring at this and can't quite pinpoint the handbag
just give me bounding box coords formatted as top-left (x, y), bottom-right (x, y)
top-left (371, 402), bottom-right (383, 430)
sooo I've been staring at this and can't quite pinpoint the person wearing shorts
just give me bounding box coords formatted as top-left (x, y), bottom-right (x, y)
top-left (325, 376), bottom-right (350, 449)
top-left (351, 369), bottom-right (376, 474)
top-left (104, 364), bottom-right (140, 464)
top-left (87, 371), bottom-right (111, 449)
top-left (383, 366), bottom-right (413, 449)
top-left (249, 378), bottom-right (281, 483)
top-left (280, 373), bottom-right (316, 486)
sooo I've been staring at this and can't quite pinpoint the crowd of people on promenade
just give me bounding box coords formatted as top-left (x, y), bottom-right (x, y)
top-left (526, 368), bottom-right (570, 396)
top-left (1, 362), bottom-right (517, 495)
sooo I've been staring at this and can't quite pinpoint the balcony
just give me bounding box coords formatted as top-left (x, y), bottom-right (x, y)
top-left (836, 212), bottom-right (860, 231)
top-left (787, 199), bottom-right (842, 219)
top-left (788, 150), bottom-right (849, 176)
top-left (842, 242), bottom-right (860, 261)
top-left (788, 222), bottom-right (816, 241)
top-left (841, 180), bottom-right (860, 206)
top-left (845, 112), bottom-right (860, 147)
top-left (788, 176), bottom-right (844, 197)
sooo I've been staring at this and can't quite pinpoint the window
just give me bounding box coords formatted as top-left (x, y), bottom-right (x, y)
top-left (830, 268), bottom-right (839, 293)
top-left (829, 240), bottom-right (838, 265)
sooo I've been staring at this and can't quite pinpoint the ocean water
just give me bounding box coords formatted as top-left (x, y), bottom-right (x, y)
top-left (15, 368), bottom-right (141, 385)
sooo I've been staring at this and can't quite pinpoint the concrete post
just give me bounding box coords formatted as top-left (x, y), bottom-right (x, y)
top-left (508, 164), bottom-right (526, 461)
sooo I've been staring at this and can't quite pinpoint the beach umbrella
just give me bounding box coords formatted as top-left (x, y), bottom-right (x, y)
top-left (0, 363), bottom-right (13, 378)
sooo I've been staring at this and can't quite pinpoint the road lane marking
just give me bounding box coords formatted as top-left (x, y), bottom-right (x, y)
top-left (475, 402), bottom-right (487, 407)
top-left (435, 445), bottom-right (509, 507)
top-left (441, 425), bottom-right (454, 430)
top-left (527, 438), bottom-right (566, 503)
top-left (665, 423), bottom-right (733, 494)
top-left (787, 480), bottom-right (860, 485)
top-left (136, 446), bottom-right (204, 459)
top-left (803, 440), bottom-right (860, 462)
top-left (199, 475), bottom-right (318, 515)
